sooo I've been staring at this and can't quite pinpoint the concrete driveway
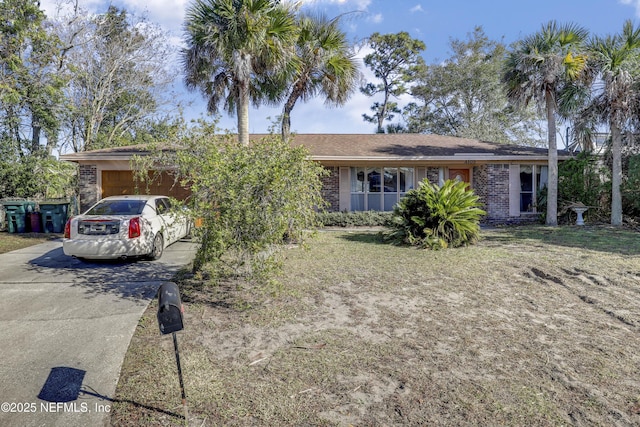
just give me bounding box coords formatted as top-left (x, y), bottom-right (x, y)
top-left (0, 237), bottom-right (197, 427)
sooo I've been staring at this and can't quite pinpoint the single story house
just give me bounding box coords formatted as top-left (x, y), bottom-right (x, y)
top-left (60, 134), bottom-right (572, 223)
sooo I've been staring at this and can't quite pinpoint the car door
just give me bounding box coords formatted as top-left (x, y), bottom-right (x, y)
top-left (154, 198), bottom-right (174, 244)
top-left (155, 197), bottom-right (183, 244)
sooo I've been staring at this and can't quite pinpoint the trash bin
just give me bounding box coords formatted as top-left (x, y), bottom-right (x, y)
top-left (1, 201), bottom-right (36, 233)
top-left (28, 212), bottom-right (42, 233)
top-left (40, 201), bottom-right (69, 233)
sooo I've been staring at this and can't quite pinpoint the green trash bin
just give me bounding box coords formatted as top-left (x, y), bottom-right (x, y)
top-left (40, 201), bottom-right (69, 233)
top-left (2, 201), bottom-right (36, 233)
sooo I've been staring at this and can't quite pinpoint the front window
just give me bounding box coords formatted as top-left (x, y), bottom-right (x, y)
top-left (351, 167), bottom-right (414, 211)
top-left (520, 165), bottom-right (548, 213)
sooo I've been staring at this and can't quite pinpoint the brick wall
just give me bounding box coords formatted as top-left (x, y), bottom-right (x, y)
top-left (321, 166), bottom-right (340, 212)
top-left (426, 167), bottom-right (440, 184)
top-left (79, 164), bottom-right (98, 212)
top-left (474, 164), bottom-right (512, 222)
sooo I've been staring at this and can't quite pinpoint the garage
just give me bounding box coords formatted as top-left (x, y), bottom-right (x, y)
top-left (102, 170), bottom-right (190, 200)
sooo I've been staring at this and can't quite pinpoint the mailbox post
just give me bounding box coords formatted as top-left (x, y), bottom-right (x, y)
top-left (157, 282), bottom-right (188, 425)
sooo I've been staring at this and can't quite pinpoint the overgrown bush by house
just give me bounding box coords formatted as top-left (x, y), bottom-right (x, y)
top-left (622, 154), bottom-right (640, 218)
top-left (317, 211), bottom-right (393, 227)
top-left (174, 132), bottom-right (328, 280)
top-left (557, 151), bottom-right (606, 222)
top-left (386, 179), bottom-right (485, 249)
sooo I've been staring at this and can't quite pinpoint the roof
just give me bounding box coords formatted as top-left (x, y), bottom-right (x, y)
top-left (60, 134), bottom-right (570, 163)
top-left (285, 134), bottom-right (564, 161)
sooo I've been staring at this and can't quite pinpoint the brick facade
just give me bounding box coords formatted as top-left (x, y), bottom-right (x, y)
top-left (79, 164), bottom-right (98, 212)
top-left (474, 164), bottom-right (511, 222)
top-left (426, 167), bottom-right (440, 185)
top-left (321, 166), bottom-right (340, 212)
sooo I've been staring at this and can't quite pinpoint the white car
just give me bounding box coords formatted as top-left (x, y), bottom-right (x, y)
top-left (63, 195), bottom-right (189, 260)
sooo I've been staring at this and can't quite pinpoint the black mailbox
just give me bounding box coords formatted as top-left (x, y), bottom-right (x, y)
top-left (157, 282), bottom-right (184, 334)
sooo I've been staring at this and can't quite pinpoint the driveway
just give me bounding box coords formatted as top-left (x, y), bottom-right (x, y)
top-left (0, 237), bottom-right (198, 427)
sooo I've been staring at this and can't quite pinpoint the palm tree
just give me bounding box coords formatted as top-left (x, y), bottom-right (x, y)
top-left (182, 0), bottom-right (298, 146)
top-left (586, 20), bottom-right (640, 226)
top-left (280, 13), bottom-right (360, 142)
top-left (503, 21), bottom-right (589, 226)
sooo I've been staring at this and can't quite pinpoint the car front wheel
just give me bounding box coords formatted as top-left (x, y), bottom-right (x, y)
top-left (148, 233), bottom-right (164, 260)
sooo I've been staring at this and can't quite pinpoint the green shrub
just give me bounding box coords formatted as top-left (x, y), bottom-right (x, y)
top-left (316, 211), bottom-right (393, 227)
top-left (170, 132), bottom-right (327, 280)
top-left (558, 151), bottom-right (604, 222)
top-left (0, 156), bottom-right (76, 199)
top-left (623, 154), bottom-right (640, 217)
top-left (386, 179), bottom-right (486, 249)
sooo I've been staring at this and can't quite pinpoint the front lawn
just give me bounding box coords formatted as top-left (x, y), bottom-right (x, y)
top-left (112, 226), bottom-right (640, 426)
top-left (0, 231), bottom-right (55, 254)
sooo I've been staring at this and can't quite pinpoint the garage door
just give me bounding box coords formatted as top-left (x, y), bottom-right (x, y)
top-left (102, 171), bottom-right (190, 200)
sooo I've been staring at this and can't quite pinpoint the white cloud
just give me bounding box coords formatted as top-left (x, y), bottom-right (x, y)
top-left (40, 0), bottom-right (102, 18)
top-left (40, 0), bottom-right (187, 33)
top-left (410, 4), bottom-right (424, 13)
top-left (121, 0), bottom-right (189, 31)
top-left (42, 0), bottom-right (372, 33)
top-left (620, 0), bottom-right (640, 16)
top-left (368, 13), bottom-right (383, 23)
top-left (294, 0), bottom-right (371, 10)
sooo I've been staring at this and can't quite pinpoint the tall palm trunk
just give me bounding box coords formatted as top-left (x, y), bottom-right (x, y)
top-left (237, 84), bottom-right (250, 146)
top-left (281, 87), bottom-right (301, 143)
top-left (545, 89), bottom-right (558, 226)
top-left (281, 110), bottom-right (291, 143)
top-left (610, 121), bottom-right (623, 225)
top-left (235, 51), bottom-right (251, 147)
top-left (281, 76), bottom-right (309, 143)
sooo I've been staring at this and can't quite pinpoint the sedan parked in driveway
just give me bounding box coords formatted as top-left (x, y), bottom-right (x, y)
top-left (63, 195), bottom-right (189, 260)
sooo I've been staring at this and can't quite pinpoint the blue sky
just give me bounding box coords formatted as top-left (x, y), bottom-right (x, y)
top-left (41, 0), bottom-right (640, 135)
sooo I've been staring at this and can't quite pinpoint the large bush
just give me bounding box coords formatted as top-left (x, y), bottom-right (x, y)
top-left (386, 179), bottom-right (486, 249)
top-left (174, 132), bottom-right (327, 279)
top-left (0, 156), bottom-right (76, 199)
top-left (623, 154), bottom-right (640, 217)
top-left (557, 151), bottom-right (605, 221)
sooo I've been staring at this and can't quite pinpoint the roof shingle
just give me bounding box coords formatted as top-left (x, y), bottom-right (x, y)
top-left (60, 134), bottom-right (567, 162)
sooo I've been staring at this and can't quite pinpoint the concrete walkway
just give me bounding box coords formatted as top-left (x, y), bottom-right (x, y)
top-left (0, 238), bottom-right (197, 427)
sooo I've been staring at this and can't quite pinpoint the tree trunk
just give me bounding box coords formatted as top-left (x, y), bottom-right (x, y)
top-left (234, 51), bottom-right (252, 147)
top-left (281, 110), bottom-right (291, 143)
top-left (281, 88), bottom-right (300, 143)
top-left (545, 90), bottom-right (558, 226)
top-left (378, 89), bottom-right (389, 134)
top-left (30, 111), bottom-right (43, 154)
top-left (237, 81), bottom-right (250, 147)
top-left (610, 120), bottom-right (623, 226)
top-left (31, 123), bottom-right (41, 154)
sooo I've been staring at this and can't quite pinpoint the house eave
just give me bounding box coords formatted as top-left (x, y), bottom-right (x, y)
top-left (60, 153), bottom-right (150, 162)
top-left (310, 155), bottom-right (566, 163)
top-left (61, 153), bottom-right (569, 164)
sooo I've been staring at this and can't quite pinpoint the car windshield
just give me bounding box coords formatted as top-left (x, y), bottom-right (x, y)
top-left (85, 199), bottom-right (147, 216)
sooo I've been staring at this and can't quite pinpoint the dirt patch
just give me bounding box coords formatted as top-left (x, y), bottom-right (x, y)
top-left (112, 227), bottom-right (640, 426)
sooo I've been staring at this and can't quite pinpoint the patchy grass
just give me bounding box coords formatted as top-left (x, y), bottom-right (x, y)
top-left (0, 231), bottom-right (55, 254)
top-left (111, 225), bottom-right (640, 426)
